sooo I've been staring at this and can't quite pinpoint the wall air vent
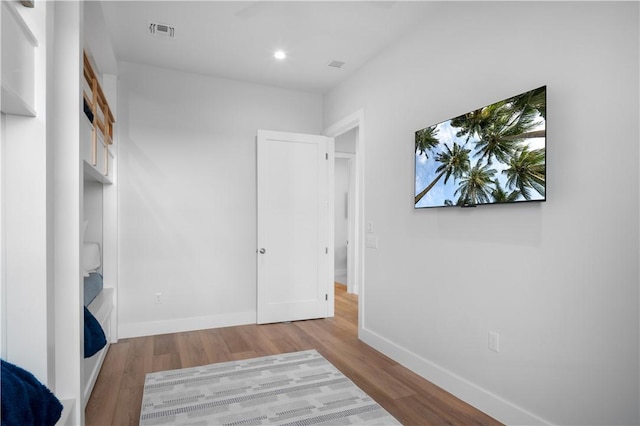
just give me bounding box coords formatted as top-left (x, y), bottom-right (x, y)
top-left (328, 60), bottom-right (345, 69)
top-left (148, 21), bottom-right (175, 39)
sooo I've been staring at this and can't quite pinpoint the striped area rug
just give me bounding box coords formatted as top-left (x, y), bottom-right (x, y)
top-left (139, 349), bottom-right (401, 425)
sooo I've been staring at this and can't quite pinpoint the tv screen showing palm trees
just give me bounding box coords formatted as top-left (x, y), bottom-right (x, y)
top-left (415, 86), bottom-right (546, 208)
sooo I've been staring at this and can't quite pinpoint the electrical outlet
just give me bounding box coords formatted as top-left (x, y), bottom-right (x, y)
top-left (488, 331), bottom-right (500, 352)
top-left (155, 292), bottom-right (162, 304)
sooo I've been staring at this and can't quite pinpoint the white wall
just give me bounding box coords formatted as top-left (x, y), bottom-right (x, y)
top-left (335, 127), bottom-right (356, 154)
top-left (83, 181), bottom-right (103, 245)
top-left (117, 62), bottom-right (323, 337)
top-left (323, 2), bottom-right (639, 425)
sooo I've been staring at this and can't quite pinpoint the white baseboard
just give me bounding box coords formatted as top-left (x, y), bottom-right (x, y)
top-left (119, 311), bottom-right (256, 339)
top-left (359, 326), bottom-right (551, 426)
top-left (334, 268), bottom-right (347, 283)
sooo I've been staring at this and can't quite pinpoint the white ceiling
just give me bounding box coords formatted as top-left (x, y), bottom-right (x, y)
top-left (99, 1), bottom-right (435, 93)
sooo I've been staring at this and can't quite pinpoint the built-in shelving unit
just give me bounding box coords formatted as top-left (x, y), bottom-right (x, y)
top-left (82, 50), bottom-right (115, 183)
top-left (2, 3), bottom-right (118, 422)
top-left (2, 2), bottom-right (118, 424)
top-left (81, 49), bottom-right (117, 408)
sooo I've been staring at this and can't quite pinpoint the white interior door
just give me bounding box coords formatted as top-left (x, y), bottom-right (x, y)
top-left (257, 130), bottom-right (334, 324)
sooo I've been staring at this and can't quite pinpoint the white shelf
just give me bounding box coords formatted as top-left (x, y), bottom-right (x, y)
top-left (87, 288), bottom-right (114, 325)
top-left (82, 115), bottom-right (113, 184)
top-left (1, 85), bottom-right (37, 117)
top-left (83, 159), bottom-right (113, 185)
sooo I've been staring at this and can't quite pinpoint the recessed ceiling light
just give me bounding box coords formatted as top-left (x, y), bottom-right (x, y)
top-left (274, 50), bottom-right (286, 60)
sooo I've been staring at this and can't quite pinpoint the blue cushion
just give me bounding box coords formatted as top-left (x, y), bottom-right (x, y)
top-left (83, 272), bottom-right (103, 306)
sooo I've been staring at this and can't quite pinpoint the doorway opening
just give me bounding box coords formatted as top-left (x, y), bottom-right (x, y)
top-left (333, 132), bottom-right (356, 292)
top-left (324, 110), bottom-right (364, 331)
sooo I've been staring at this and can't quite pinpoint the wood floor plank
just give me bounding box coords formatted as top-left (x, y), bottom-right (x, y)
top-left (217, 325), bottom-right (253, 354)
top-left (86, 283), bottom-right (502, 426)
top-left (152, 352), bottom-right (182, 372)
top-left (111, 385), bottom-right (143, 426)
top-left (257, 322), bottom-right (308, 353)
top-left (119, 336), bottom-right (154, 390)
top-left (229, 350), bottom-right (259, 361)
top-left (235, 324), bottom-right (281, 356)
top-left (152, 332), bottom-right (178, 356)
top-left (84, 341), bottom-right (130, 426)
top-left (176, 330), bottom-right (208, 368)
top-left (296, 322), bottom-right (415, 400)
top-left (198, 328), bottom-right (233, 364)
top-left (387, 364), bottom-right (499, 425)
top-left (389, 394), bottom-right (460, 426)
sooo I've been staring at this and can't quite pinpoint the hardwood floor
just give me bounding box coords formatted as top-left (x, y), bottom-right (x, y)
top-left (85, 284), bottom-right (502, 425)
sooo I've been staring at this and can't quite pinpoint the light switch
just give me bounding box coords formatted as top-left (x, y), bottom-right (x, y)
top-left (367, 221), bottom-right (374, 233)
top-left (366, 235), bottom-right (378, 249)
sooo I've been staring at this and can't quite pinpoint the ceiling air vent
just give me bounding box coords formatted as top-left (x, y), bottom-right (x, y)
top-left (148, 21), bottom-right (175, 39)
top-left (328, 60), bottom-right (345, 69)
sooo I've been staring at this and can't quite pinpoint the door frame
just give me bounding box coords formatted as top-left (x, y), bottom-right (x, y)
top-left (324, 109), bottom-right (365, 332)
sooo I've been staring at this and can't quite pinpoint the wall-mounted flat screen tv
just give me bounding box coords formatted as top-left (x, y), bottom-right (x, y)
top-left (415, 86), bottom-right (546, 209)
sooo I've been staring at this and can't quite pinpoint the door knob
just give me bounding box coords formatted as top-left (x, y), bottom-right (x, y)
top-left (259, 248), bottom-right (266, 254)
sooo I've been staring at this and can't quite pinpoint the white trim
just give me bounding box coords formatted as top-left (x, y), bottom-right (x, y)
top-left (102, 73), bottom-right (118, 343)
top-left (326, 138), bottom-right (335, 318)
top-left (360, 327), bottom-right (552, 426)
top-left (119, 311), bottom-right (256, 339)
top-left (335, 152), bottom-right (355, 160)
top-left (324, 109), bottom-right (364, 139)
top-left (323, 109), bottom-right (364, 331)
top-left (0, 112), bottom-right (5, 360)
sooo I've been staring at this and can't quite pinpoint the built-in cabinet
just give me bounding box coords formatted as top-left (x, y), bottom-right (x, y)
top-left (82, 50), bottom-right (115, 183)
top-left (81, 49), bottom-right (117, 409)
top-left (1, 3), bottom-right (118, 424)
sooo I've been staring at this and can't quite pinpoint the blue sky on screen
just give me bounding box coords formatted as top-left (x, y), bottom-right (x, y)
top-left (415, 115), bottom-right (545, 208)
